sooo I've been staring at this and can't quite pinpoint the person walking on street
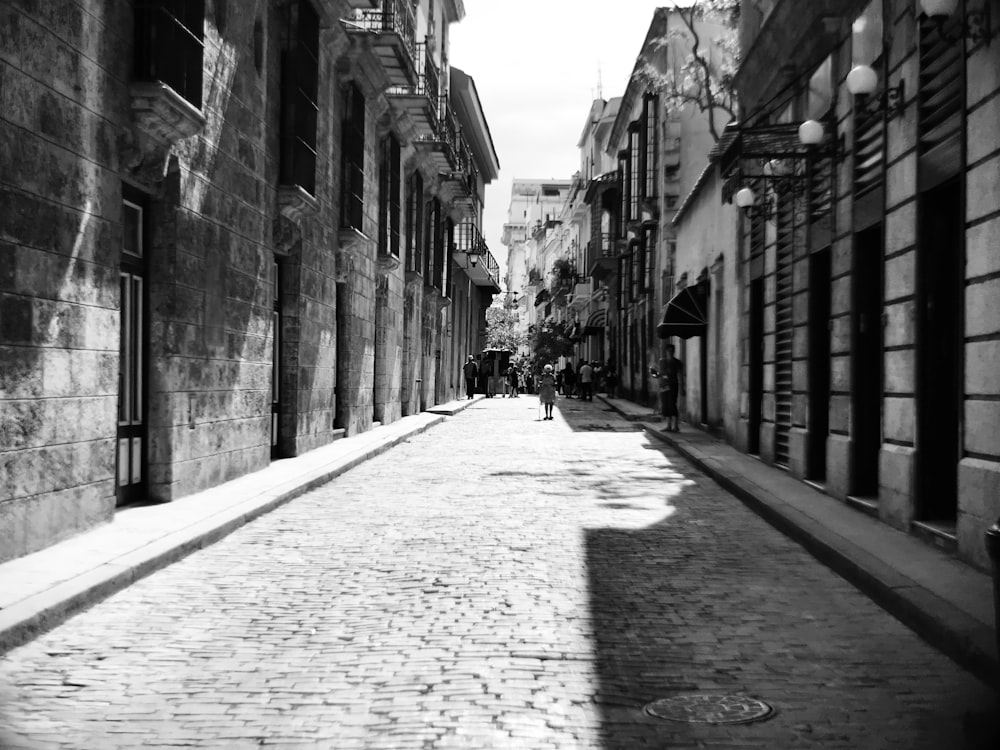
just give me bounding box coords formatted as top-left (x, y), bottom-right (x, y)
top-left (563, 362), bottom-right (577, 399)
top-left (462, 355), bottom-right (479, 400)
top-left (538, 364), bottom-right (557, 420)
top-left (507, 365), bottom-right (520, 398)
top-left (578, 359), bottom-right (594, 402)
top-left (651, 344), bottom-right (685, 431)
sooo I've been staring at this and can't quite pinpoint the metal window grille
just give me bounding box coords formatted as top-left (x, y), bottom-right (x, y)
top-left (133, 0), bottom-right (205, 108)
top-left (644, 95), bottom-right (658, 199)
top-left (629, 124), bottom-right (640, 220)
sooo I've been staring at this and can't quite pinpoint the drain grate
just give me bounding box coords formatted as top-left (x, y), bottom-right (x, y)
top-left (643, 694), bottom-right (774, 725)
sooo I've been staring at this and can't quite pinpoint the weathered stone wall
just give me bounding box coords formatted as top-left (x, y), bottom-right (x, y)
top-left (957, 13), bottom-right (1000, 569)
top-left (674, 168), bottom-right (740, 440)
top-left (0, 1), bottom-right (128, 560)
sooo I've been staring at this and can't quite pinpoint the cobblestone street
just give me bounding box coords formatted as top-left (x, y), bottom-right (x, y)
top-left (0, 396), bottom-right (994, 749)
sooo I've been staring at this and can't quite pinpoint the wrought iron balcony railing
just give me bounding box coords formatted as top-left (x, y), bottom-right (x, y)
top-left (350, 0), bottom-right (417, 63)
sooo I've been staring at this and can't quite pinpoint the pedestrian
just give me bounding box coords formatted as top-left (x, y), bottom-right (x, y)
top-left (481, 357), bottom-right (494, 397)
top-left (538, 364), bottom-right (557, 420)
top-left (651, 344), bottom-right (685, 431)
top-left (578, 359), bottom-right (594, 401)
top-left (524, 369), bottom-right (534, 395)
top-left (604, 362), bottom-right (617, 398)
top-left (507, 365), bottom-right (520, 398)
top-left (462, 355), bottom-right (478, 400)
top-left (562, 362), bottom-right (576, 399)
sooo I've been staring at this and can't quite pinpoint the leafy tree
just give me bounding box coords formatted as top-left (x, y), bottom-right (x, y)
top-left (633, 0), bottom-right (740, 141)
top-left (529, 317), bottom-right (577, 371)
top-left (548, 258), bottom-right (578, 308)
top-left (485, 306), bottom-right (525, 352)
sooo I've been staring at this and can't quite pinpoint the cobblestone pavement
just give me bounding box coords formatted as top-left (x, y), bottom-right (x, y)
top-left (0, 396), bottom-right (995, 749)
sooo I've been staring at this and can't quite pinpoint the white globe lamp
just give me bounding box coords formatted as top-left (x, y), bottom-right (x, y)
top-left (735, 187), bottom-right (755, 209)
top-left (846, 64), bottom-right (878, 96)
top-left (798, 119), bottom-right (825, 146)
top-left (920, 0), bottom-right (959, 17)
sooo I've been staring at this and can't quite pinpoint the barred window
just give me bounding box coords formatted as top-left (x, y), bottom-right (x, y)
top-left (134, 0), bottom-right (205, 108)
top-left (279, 0), bottom-right (319, 194)
top-left (630, 241), bottom-right (640, 302)
top-left (643, 95), bottom-right (658, 199)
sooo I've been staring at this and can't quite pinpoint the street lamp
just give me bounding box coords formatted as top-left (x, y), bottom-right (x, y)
top-left (846, 64), bottom-right (906, 118)
top-left (920, 0), bottom-right (992, 44)
top-left (798, 119), bottom-right (825, 146)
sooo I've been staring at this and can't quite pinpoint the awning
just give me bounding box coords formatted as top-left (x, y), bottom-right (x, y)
top-left (657, 285), bottom-right (707, 339)
top-left (534, 289), bottom-right (550, 307)
top-left (583, 306), bottom-right (607, 336)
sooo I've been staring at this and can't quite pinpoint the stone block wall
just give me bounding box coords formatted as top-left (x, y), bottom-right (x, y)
top-left (958, 27), bottom-right (1000, 569)
top-left (0, 1), bottom-right (129, 561)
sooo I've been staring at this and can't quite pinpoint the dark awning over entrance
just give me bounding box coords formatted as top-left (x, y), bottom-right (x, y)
top-left (657, 285), bottom-right (707, 339)
top-left (583, 306), bottom-right (607, 336)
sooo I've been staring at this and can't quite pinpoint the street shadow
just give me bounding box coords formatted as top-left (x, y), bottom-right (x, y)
top-left (583, 434), bottom-right (997, 750)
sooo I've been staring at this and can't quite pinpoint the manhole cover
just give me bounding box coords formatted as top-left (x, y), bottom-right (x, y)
top-left (643, 694), bottom-right (774, 725)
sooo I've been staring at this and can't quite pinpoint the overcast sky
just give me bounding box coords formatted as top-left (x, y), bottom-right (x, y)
top-left (449, 1), bottom-right (693, 281)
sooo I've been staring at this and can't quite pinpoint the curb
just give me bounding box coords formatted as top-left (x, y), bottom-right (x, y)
top-left (642, 423), bottom-right (1000, 690)
top-left (0, 414), bottom-right (448, 655)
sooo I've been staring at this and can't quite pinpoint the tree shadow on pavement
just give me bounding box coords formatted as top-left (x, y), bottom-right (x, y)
top-left (584, 435), bottom-right (998, 750)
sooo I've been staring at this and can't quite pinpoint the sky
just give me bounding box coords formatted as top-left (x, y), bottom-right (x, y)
top-left (449, 1), bottom-right (694, 282)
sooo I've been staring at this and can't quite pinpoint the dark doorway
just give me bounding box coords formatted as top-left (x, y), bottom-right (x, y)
top-left (808, 248), bottom-right (831, 480)
top-left (747, 278), bottom-right (764, 455)
top-left (699, 280), bottom-right (710, 425)
top-left (270, 258), bottom-right (284, 459)
top-left (852, 225), bottom-right (883, 497)
top-left (117, 192), bottom-right (149, 506)
top-left (916, 180), bottom-right (962, 521)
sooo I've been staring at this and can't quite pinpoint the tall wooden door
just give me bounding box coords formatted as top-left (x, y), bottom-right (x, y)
top-left (117, 196), bottom-right (147, 506)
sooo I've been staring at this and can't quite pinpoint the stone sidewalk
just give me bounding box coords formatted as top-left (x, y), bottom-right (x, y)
top-left (597, 393), bottom-right (999, 689)
top-left (0, 397), bottom-right (482, 654)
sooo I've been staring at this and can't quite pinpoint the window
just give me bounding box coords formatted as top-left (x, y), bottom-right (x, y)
top-left (406, 172), bottom-right (423, 274)
top-left (643, 95), bottom-right (658, 200)
top-left (442, 218), bottom-right (454, 295)
top-left (852, 0), bottom-right (883, 67)
top-left (340, 84), bottom-right (366, 231)
top-left (378, 134), bottom-right (402, 257)
top-left (618, 256), bottom-right (627, 308)
top-left (618, 151), bottom-right (629, 235)
top-left (279, 0), bottom-right (319, 194)
top-left (806, 54), bottom-right (833, 120)
top-left (644, 226), bottom-right (655, 294)
top-left (628, 123), bottom-right (640, 220)
top-left (630, 241), bottom-right (640, 301)
top-left (133, 0), bottom-right (205, 108)
top-left (424, 198), bottom-right (441, 286)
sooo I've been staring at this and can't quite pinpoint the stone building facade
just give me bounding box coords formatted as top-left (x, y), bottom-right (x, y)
top-left (0, 0), bottom-right (499, 563)
top-left (727, 0), bottom-right (1000, 569)
top-left (592, 8), bottom-right (726, 406)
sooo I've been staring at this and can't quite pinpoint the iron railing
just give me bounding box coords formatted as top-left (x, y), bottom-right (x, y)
top-left (350, 0), bottom-right (417, 63)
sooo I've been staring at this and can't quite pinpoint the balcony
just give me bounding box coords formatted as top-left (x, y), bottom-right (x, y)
top-left (587, 233), bottom-right (619, 280)
top-left (347, 0), bottom-right (417, 88)
top-left (453, 221), bottom-right (500, 291)
top-left (568, 279), bottom-right (593, 313)
top-left (388, 42), bottom-right (439, 136)
top-left (414, 96), bottom-right (462, 173)
top-left (440, 135), bottom-right (477, 214)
